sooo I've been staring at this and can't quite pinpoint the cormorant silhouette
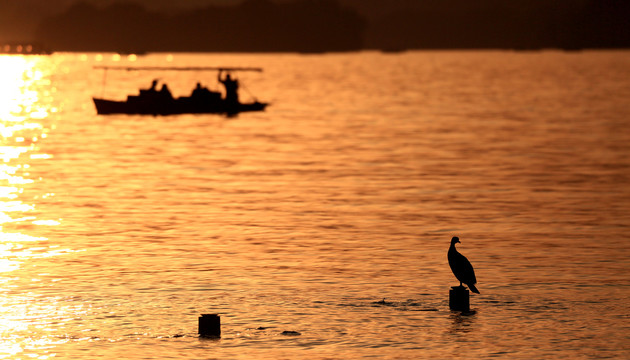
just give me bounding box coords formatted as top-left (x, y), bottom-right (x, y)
top-left (448, 236), bottom-right (480, 294)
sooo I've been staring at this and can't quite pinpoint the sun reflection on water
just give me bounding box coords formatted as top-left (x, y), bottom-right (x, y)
top-left (0, 55), bottom-right (66, 358)
top-left (0, 56), bottom-right (55, 226)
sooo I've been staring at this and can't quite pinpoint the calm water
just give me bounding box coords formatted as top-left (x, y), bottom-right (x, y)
top-left (0, 51), bottom-right (629, 359)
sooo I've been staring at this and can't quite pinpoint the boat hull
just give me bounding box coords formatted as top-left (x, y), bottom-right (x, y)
top-left (93, 97), bottom-right (268, 115)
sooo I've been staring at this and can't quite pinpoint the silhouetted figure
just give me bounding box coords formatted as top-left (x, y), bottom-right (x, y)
top-left (218, 70), bottom-right (239, 105)
top-left (190, 82), bottom-right (221, 102)
top-left (192, 82), bottom-right (203, 95)
top-left (159, 83), bottom-right (172, 99)
top-left (149, 79), bottom-right (158, 92)
top-left (191, 82), bottom-right (208, 97)
top-left (448, 237), bottom-right (480, 294)
top-left (139, 79), bottom-right (161, 98)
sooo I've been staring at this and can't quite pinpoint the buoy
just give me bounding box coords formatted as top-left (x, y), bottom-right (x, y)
top-left (281, 330), bottom-right (301, 336)
top-left (449, 286), bottom-right (470, 312)
top-left (198, 314), bottom-right (221, 338)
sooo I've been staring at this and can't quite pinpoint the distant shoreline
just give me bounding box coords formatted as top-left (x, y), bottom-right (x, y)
top-left (26, 1), bottom-right (630, 54)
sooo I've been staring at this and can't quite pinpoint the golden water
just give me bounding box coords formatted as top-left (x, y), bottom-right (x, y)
top-left (0, 51), bottom-right (629, 359)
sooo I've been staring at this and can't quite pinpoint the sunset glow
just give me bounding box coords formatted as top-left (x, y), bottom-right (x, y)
top-left (0, 55), bottom-right (58, 274)
top-left (0, 1), bottom-right (628, 354)
top-left (0, 55), bottom-right (67, 359)
top-left (0, 57), bottom-right (45, 120)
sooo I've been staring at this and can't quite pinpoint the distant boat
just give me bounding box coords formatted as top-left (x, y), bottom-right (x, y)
top-left (93, 91), bottom-right (268, 115)
top-left (92, 66), bottom-right (268, 116)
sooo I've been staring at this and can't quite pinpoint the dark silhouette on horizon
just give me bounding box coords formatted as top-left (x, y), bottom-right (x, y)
top-left (33, 0), bottom-right (365, 53)
top-left (448, 236), bottom-right (480, 294)
top-left (361, 0), bottom-right (630, 50)
top-left (2, 0), bottom-right (629, 52)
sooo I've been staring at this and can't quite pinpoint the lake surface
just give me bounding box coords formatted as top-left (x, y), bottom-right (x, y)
top-left (0, 50), bottom-right (629, 359)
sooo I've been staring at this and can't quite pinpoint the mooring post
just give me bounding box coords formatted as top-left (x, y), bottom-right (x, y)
top-left (449, 286), bottom-right (470, 312)
top-left (198, 314), bottom-right (221, 338)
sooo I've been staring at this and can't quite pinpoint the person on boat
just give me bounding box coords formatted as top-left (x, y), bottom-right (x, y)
top-left (191, 82), bottom-right (207, 97)
top-left (149, 79), bottom-right (158, 92)
top-left (159, 83), bottom-right (173, 99)
top-left (191, 82), bottom-right (221, 101)
top-left (218, 70), bottom-right (239, 105)
top-left (139, 79), bottom-right (161, 97)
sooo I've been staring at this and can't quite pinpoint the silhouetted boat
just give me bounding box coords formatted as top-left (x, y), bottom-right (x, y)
top-left (93, 93), bottom-right (267, 115)
top-left (93, 66), bottom-right (268, 115)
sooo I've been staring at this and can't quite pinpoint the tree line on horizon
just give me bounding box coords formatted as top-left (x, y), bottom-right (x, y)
top-left (34, 0), bottom-right (630, 53)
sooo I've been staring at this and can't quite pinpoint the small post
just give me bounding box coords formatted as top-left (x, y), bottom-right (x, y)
top-left (198, 314), bottom-right (221, 338)
top-left (449, 286), bottom-right (470, 312)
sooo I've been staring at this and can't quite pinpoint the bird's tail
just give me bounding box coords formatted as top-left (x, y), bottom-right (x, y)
top-left (468, 284), bottom-right (480, 294)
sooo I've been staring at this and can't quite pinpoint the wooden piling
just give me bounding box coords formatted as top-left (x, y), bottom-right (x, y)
top-left (449, 286), bottom-right (470, 312)
top-left (198, 314), bottom-right (221, 338)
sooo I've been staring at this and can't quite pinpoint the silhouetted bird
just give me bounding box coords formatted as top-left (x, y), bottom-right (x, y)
top-left (448, 236), bottom-right (480, 294)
